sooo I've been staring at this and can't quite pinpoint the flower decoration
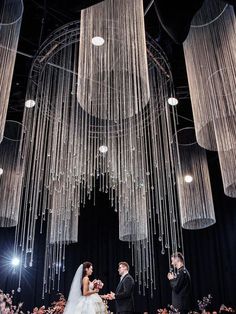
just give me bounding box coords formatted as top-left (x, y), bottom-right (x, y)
top-left (0, 289), bottom-right (24, 313)
top-left (197, 294), bottom-right (213, 312)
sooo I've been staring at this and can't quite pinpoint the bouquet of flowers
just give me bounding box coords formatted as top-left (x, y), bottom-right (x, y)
top-left (93, 279), bottom-right (104, 290)
top-left (197, 294), bottom-right (213, 312)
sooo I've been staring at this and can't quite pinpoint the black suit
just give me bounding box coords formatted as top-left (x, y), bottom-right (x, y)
top-left (115, 273), bottom-right (135, 314)
top-left (169, 266), bottom-right (192, 314)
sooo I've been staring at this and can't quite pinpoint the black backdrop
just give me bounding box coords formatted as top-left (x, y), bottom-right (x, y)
top-left (0, 154), bottom-right (236, 313)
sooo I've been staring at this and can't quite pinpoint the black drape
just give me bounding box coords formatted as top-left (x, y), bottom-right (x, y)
top-left (0, 156), bottom-right (236, 313)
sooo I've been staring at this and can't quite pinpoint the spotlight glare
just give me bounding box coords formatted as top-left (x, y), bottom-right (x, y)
top-left (92, 36), bottom-right (105, 46)
top-left (168, 97), bottom-right (178, 106)
top-left (184, 175), bottom-right (193, 183)
top-left (25, 99), bottom-right (36, 108)
top-left (0, 168), bottom-right (3, 175)
top-left (99, 145), bottom-right (108, 153)
top-left (12, 257), bottom-right (20, 267)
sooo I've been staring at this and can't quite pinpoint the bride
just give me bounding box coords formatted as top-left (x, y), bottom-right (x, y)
top-left (64, 261), bottom-right (106, 313)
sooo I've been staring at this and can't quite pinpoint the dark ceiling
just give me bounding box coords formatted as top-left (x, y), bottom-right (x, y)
top-left (7, 0), bottom-right (235, 130)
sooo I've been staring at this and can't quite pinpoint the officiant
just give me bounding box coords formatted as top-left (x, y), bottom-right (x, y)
top-left (167, 252), bottom-right (192, 314)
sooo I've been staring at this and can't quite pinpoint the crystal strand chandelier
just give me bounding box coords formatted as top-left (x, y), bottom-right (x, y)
top-left (0, 0), bottom-right (23, 143)
top-left (0, 120), bottom-right (23, 227)
top-left (183, 0), bottom-right (236, 197)
top-left (15, 1), bottom-right (182, 296)
top-left (175, 127), bottom-right (216, 229)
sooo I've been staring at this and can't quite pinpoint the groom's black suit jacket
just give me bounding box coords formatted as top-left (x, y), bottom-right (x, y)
top-left (115, 273), bottom-right (135, 313)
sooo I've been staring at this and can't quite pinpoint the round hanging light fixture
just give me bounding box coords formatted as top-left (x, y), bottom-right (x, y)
top-left (168, 97), bottom-right (178, 106)
top-left (99, 145), bottom-right (108, 153)
top-left (25, 99), bottom-right (36, 108)
top-left (184, 175), bottom-right (193, 183)
top-left (92, 36), bottom-right (105, 46)
top-left (11, 257), bottom-right (20, 267)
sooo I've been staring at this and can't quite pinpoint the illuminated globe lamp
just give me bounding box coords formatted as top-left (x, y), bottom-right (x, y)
top-left (12, 257), bottom-right (20, 267)
top-left (25, 99), bottom-right (36, 108)
top-left (99, 145), bottom-right (108, 153)
top-left (168, 97), bottom-right (178, 106)
top-left (92, 36), bottom-right (105, 46)
top-left (184, 174), bottom-right (193, 183)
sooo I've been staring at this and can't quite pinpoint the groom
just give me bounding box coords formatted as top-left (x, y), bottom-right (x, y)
top-left (108, 261), bottom-right (135, 314)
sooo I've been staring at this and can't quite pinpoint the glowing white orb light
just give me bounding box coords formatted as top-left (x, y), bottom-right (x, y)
top-left (25, 99), bottom-right (36, 108)
top-left (168, 97), bottom-right (178, 106)
top-left (11, 257), bottom-right (20, 267)
top-left (92, 36), bottom-right (105, 46)
top-left (184, 175), bottom-right (193, 183)
top-left (99, 145), bottom-right (108, 153)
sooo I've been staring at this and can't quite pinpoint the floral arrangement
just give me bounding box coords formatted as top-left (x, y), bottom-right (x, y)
top-left (156, 295), bottom-right (235, 314)
top-left (197, 294), bottom-right (213, 312)
top-left (169, 305), bottom-right (180, 314)
top-left (157, 305), bottom-right (180, 314)
top-left (0, 290), bottom-right (66, 314)
top-left (157, 308), bottom-right (169, 314)
top-left (1, 288), bottom-right (235, 314)
top-left (220, 305), bottom-right (235, 313)
top-left (0, 289), bottom-right (24, 313)
top-left (93, 279), bottom-right (104, 290)
top-left (31, 294), bottom-right (66, 314)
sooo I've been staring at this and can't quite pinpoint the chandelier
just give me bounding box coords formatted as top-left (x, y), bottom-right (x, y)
top-left (15, 0), bottom-right (182, 297)
top-left (0, 120), bottom-right (23, 227)
top-left (183, 0), bottom-right (236, 197)
top-left (0, 0), bottom-right (23, 143)
top-left (175, 128), bottom-right (216, 230)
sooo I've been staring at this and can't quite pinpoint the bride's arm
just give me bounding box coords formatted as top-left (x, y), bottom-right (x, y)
top-left (82, 277), bottom-right (99, 296)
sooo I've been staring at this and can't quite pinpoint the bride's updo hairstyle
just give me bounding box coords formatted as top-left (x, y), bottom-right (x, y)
top-left (82, 261), bottom-right (92, 278)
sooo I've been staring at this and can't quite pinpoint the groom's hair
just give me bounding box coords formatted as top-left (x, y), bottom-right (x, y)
top-left (119, 261), bottom-right (129, 271)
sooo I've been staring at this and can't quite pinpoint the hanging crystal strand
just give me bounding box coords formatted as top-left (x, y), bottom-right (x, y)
top-left (45, 45), bottom-right (79, 291)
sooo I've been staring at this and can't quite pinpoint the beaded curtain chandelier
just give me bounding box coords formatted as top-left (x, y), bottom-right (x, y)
top-left (175, 128), bottom-right (216, 230)
top-left (15, 0), bottom-right (182, 296)
top-left (0, 0), bottom-right (23, 143)
top-left (183, 0), bottom-right (236, 197)
top-left (0, 121), bottom-right (23, 227)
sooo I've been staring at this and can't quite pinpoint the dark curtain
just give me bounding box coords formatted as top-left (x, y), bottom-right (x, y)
top-left (0, 156), bottom-right (236, 313)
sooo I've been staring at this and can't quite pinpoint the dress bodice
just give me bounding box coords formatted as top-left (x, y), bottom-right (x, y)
top-left (89, 282), bottom-right (94, 291)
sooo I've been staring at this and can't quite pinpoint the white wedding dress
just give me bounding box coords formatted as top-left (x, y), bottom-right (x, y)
top-left (75, 282), bottom-right (106, 313)
top-left (63, 265), bottom-right (106, 314)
